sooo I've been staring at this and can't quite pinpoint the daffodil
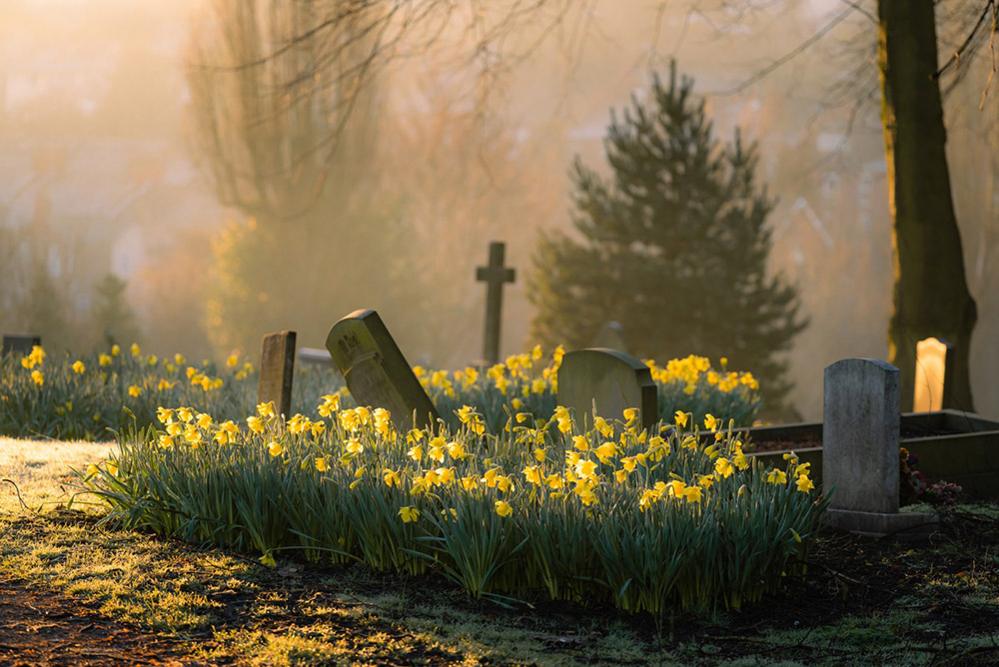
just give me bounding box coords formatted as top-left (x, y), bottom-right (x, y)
top-left (247, 415), bottom-right (265, 434)
top-left (766, 468), bottom-right (788, 485)
top-left (127, 385), bottom-right (142, 398)
top-left (714, 457), bottom-right (735, 479)
top-left (704, 413), bottom-right (718, 431)
top-left (595, 442), bottom-right (617, 464)
top-left (398, 506), bottom-right (420, 523)
top-left (796, 474), bottom-right (814, 493)
top-left (267, 440), bottom-right (284, 457)
top-left (315, 457), bottom-right (328, 472)
top-left (71, 360), bottom-right (85, 374)
top-left (674, 410), bottom-right (689, 428)
top-left (382, 469), bottom-right (401, 488)
top-left (30, 370), bottom-right (44, 387)
top-left (494, 500), bottom-right (513, 517)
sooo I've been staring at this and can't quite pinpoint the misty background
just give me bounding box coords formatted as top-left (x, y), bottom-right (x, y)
top-left (1, 0), bottom-right (996, 419)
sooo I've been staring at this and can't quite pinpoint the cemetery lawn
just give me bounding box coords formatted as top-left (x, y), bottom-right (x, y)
top-left (1, 440), bottom-right (998, 666)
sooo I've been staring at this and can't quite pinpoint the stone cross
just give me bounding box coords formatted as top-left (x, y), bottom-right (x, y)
top-left (258, 331), bottom-right (296, 418)
top-left (326, 309), bottom-right (440, 430)
top-left (557, 348), bottom-right (658, 431)
top-left (2, 334), bottom-right (41, 357)
top-left (822, 358), bottom-right (936, 537)
top-left (913, 336), bottom-right (956, 412)
top-left (475, 241), bottom-right (515, 366)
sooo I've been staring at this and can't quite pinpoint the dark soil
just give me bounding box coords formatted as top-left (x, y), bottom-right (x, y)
top-left (2, 508), bottom-right (999, 665)
top-left (0, 579), bottom-right (195, 666)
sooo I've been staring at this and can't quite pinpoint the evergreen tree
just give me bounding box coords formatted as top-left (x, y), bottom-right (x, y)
top-left (91, 273), bottom-right (141, 349)
top-left (529, 63), bottom-right (807, 416)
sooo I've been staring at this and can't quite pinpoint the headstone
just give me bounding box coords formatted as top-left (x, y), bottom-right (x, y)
top-left (258, 331), bottom-right (296, 418)
top-left (557, 348), bottom-right (658, 431)
top-left (475, 241), bottom-right (515, 366)
top-left (298, 347), bottom-right (332, 365)
top-left (823, 358), bottom-right (936, 537)
top-left (2, 335), bottom-right (41, 357)
top-left (325, 309), bottom-right (440, 429)
top-left (913, 337), bottom-right (956, 412)
top-left (593, 321), bottom-right (626, 351)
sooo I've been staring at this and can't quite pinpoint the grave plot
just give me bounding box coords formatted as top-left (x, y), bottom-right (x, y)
top-left (728, 352), bottom-right (999, 504)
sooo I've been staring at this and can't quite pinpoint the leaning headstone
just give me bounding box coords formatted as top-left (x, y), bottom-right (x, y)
top-left (593, 321), bottom-right (626, 352)
top-left (2, 334), bottom-right (41, 357)
top-left (258, 331), bottom-right (296, 418)
top-left (326, 309), bottom-right (440, 429)
top-left (913, 337), bottom-right (956, 412)
top-left (557, 348), bottom-right (658, 431)
top-left (823, 358), bottom-right (936, 536)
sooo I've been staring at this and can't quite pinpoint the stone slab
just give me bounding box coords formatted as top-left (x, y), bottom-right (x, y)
top-left (2, 335), bottom-right (41, 357)
top-left (823, 508), bottom-right (938, 539)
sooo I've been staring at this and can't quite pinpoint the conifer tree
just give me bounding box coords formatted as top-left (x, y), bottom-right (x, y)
top-left (90, 273), bottom-right (141, 349)
top-left (530, 63), bottom-right (806, 416)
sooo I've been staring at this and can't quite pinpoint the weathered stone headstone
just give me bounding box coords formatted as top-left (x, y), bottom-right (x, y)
top-left (823, 358), bottom-right (936, 536)
top-left (913, 337), bottom-right (956, 412)
top-left (326, 309), bottom-right (440, 429)
top-left (557, 348), bottom-right (658, 431)
top-left (2, 334), bottom-right (41, 357)
top-left (475, 241), bottom-right (515, 366)
top-left (258, 331), bottom-right (296, 418)
top-left (593, 321), bottom-right (626, 351)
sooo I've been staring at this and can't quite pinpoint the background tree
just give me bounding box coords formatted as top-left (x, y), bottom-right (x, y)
top-left (89, 273), bottom-right (141, 349)
top-left (530, 64), bottom-right (807, 416)
top-left (188, 1), bottom-right (425, 357)
top-left (877, 0), bottom-right (983, 411)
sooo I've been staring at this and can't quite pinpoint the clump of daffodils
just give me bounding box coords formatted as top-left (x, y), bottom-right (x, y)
top-left (88, 393), bottom-right (824, 616)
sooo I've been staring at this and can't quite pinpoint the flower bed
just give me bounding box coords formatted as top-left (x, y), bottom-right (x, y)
top-left (2, 343), bottom-right (760, 440)
top-left (84, 401), bottom-right (824, 615)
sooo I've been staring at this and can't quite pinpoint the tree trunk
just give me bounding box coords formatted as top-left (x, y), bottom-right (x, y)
top-left (877, 0), bottom-right (977, 412)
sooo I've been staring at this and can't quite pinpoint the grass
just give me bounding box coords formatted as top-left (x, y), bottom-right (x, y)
top-left (0, 437), bottom-right (111, 511)
top-left (2, 439), bottom-right (999, 665)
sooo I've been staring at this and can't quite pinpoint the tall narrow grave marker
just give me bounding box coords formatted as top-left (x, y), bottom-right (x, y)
top-left (475, 241), bottom-right (515, 366)
top-left (326, 309), bottom-right (440, 429)
top-left (913, 337), bottom-right (956, 412)
top-left (823, 358), bottom-right (936, 536)
top-left (558, 348), bottom-right (658, 431)
top-left (258, 331), bottom-right (296, 418)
